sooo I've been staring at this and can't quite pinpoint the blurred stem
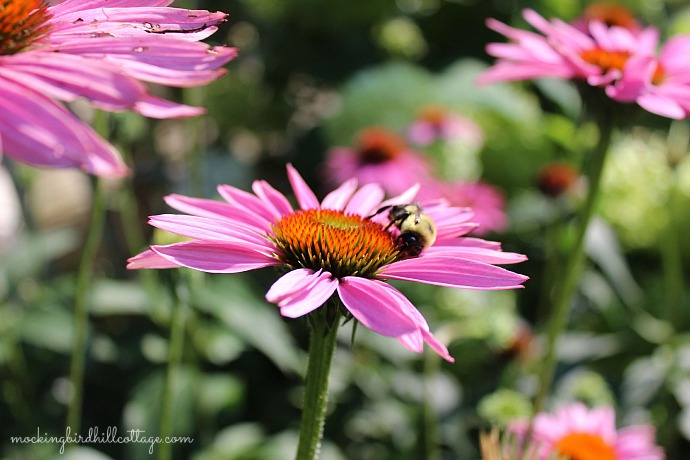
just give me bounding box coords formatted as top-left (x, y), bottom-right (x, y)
top-left (422, 351), bottom-right (441, 460)
top-left (661, 176), bottom-right (684, 326)
top-left (533, 115), bottom-right (614, 414)
top-left (158, 273), bottom-right (188, 460)
top-left (184, 87), bottom-right (206, 197)
top-left (295, 308), bottom-right (340, 460)
top-left (67, 177), bottom-right (107, 436)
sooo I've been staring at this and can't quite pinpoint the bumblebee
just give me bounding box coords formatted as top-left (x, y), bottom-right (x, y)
top-left (368, 203), bottom-right (437, 257)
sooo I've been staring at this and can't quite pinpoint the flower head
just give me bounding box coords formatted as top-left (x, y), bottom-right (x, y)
top-left (511, 403), bottom-right (665, 460)
top-left (0, 0), bottom-right (236, 176)
top-left (322, 126), bottom-right (434, 196)
top-left (128, 165), bottom-right (528, 361)
top-left (408, 105), bottom-right (484, 149)
top-left (478, 9), bottom-right (658, 94)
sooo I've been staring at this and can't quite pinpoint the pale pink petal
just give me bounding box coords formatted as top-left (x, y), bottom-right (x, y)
top-left (50, 1), bottom-right (173, 16)
top-left (147, 214), bottom-right (273, 248)
top-left (337, 277), bottom-right (418, 337)
top-left (287, 163), bottom-right (320, 210)
top-left (127, 248), bottom-right (179, 269)
top-left (134, 94), bottom-right (205, 118)
top-left (151, 241), bottom-right (280, 273)
top-left (251, 180), bottom-right (294, 218)
top-left (423, 245), bottom-right (528, 265)
top-left (49, 7), bottom-right (228, 42)
top-left (380, 255), bottom-right (528, 290)
top-left (217, 184), bottom-right (278, 223)
top-left (321, 178), bottom-right (358, 210)
top-left (163, 194), bottom-right (271, 232)
top-left (378, 184), bottom-right (420, 209)
top-left (344, 183), bottom-right (386, 216)
top-left (267, 270), bottom-right (338, 318)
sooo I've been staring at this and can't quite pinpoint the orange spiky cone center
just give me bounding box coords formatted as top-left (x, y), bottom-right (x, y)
top-left (356, 127), bottom-right (407, 164)
top-left (0, 0), bottom-right (52, 55)
top-left (554, 432), bottom-right (617, 460)
top-left (271, 209), bottom-right (400, 278)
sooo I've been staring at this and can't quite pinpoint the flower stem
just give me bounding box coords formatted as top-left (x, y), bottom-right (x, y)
top-left (158, 273), bottom-right (187, 460)
top-left (67, 177), bottom-right (107, 436)
top-left (533, 116), bottom-right (614, 414)
top-left (295, 310), bottom-right (340, 460)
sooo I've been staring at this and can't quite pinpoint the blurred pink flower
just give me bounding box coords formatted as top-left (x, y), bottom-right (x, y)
top-left (571, 3), bottom-right (642, 35)
top-left (512, 403), bottom-right (665, 460)
top-left (478, 9), bottom-right (658, 90)
top-left (322, 126), bottom-right (434, 196)
top-left (0, 0), bottom-right (237, 176)
top-left (417, 180), bottom-right (507, 235)
top-left (607, 36), bottom-right (690, 119)
top-left (128, 165), bottom-right (529, 361)
top-left (407, 106), bottom-right (484, 148)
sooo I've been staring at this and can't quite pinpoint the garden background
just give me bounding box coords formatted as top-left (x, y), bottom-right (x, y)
top-left (3, 0), bottom-right (690, 458)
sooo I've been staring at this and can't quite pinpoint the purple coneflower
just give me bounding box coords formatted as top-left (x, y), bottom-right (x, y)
top-left (408, 105), bottom-right (484, 149)
top-left (0, 0), bottom-right (236, 176)
top-left (322, 126), bottom-right (434, 196)
top-left (511, 403), bottom-right (665, 460)
top-left (128, 165), bottom-right (528, 361)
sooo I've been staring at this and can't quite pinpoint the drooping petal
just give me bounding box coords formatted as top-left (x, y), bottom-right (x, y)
top-left (287, 163), bottom-right (320, 210)
top-left (0, 79), bottom-right (128, 177)
top-left (379, 255), bottom-right (528, 290)
top-left (163, 194), bottom-right (272, 232)
top-left (127, 248), bottom-right (179, 269)
top-left (423, 245), bottom-right (528, 265)
top-left (134, 94), bottom-right (205, 118)
top-left (151, 241), bottom-right (280, 273)
top-left (266, 269), bottom-right (338, 318)
top-left (337, 277), bottom-right (418, 337)
top-left (217, 184), bottom-right (279, 223)
top-left (147, 214), bottom-right (273, 248)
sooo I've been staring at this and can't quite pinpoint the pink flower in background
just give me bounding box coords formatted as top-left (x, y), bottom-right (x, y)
top-left (417, 180), bottom-right (507, 235)
top-left (322, 126), bottom-right (434, 196)
top-left (0, 0), bottom-right (237, 176)
top-left (408, 105), bottom-right (484, 148)
top-left (128, 165), bottom-right (528, 361)
top-left (607, 36), bottom-right (690, 119)
top-left (511, 403), bottom-right (665, 460)
top-left (571, 2), bottom-right (642, 35)
top-left (478, 9), bottom-right (658, 89)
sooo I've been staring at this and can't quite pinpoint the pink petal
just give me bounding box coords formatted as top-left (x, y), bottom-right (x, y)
top-left (344, 183), bottom-right (386, 216)
top-left (0, 79), bottom-right (128, 177)
top-left (217, 184), bottom-right (279, 223)
top-left (163, 194), bottom-right (271, 232)
top-left (379, 255), bottom-right (529, 290)
top-left (134, 94), bottom-right (205, 118)
top-left (423, 245), bottom-right (528, 265)
top-left (147, 214), bottom-right (273, 248)
top-left (0, 52), bottom-right (146, 111)
top-left (50, 1), bottom-right (173, 16)
top-left (151, 241), bottom-right (280, 273)
top-left (251, 180), bottom-right (294, 218)
top-left (287, 163), bottom-right (320, 210)
top-left (127, 248), bottom-right (179, 269)
top-left (337, 277), bottom-right (418, 337)
top-left (378, 184), bottom-right (420, 209)
top-left (321, 178), bottom-right (358, 210)
top-left (266, 269), bottom-right (338, 318)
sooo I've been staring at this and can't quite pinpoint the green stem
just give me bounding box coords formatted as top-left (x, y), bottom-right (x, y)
top-left (661, 179), bottom-right (684, 326)
top-left (422, 351), bottom-right (441, 460)
top-left (67, 177), bottom-right (107, 436)
top-left (533, 116), bottom-right (614, 414)
top-left (158, 274), bottom-right (188, 460)
top-left (295, 310), bottom-right (340, 460)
